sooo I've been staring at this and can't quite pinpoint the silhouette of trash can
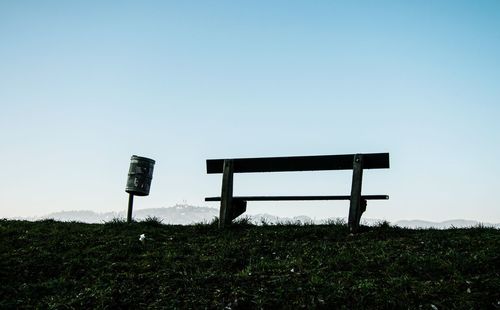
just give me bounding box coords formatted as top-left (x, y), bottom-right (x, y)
top-left (126, 155), bottom-right (155, 196)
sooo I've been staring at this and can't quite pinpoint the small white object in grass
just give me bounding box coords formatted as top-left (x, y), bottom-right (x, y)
top-left (139, 234), bottom-right (146, 243)
top-left (430, 304), bottom-right (438, 310)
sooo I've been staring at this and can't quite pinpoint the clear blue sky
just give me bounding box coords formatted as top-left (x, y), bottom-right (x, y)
top-left (1, 1), bottom-right (499, 222)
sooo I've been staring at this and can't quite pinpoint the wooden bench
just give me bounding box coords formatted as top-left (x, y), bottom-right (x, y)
top-left (205, 153), bottom-right (390, 232)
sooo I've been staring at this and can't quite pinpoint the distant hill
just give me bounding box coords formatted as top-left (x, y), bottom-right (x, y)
top-left (26, 204), bottom-right (218, 225)
top-left (394, 219), bottom-right (500, 229)
top-left (14, 204), bottom-right (499, 228)
top-left (249, 215), bottom-right (500, 229)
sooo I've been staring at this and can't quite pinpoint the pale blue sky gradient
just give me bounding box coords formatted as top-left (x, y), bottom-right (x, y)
top-left (1, 1), bottom-right (499, 221)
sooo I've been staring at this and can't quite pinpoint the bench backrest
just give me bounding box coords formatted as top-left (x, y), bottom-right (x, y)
top-left (206, 153), bottom-right (389, 174)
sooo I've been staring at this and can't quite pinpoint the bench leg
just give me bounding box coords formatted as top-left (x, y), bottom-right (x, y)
top-left (356, 199), bottom-right (367, 227)
top-left (219, 159), bottom-right (234, 228)
top-left (231, 199), bottom-right (247, 221)
top-left (348, 154), bottom-right (364, 233)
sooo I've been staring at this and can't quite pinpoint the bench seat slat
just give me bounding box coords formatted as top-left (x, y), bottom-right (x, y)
top-left (206, 153), bottom-right (389, 174)
top-left (205, 195), bottom-right (389, 202)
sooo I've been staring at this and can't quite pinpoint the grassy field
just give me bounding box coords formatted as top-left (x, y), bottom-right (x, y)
top-left (1, 218), bottom-right (499, 309)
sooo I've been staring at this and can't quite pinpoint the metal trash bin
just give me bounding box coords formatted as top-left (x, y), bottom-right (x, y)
top-left (125, 155), bottom-right (156, 223)
top-left (126, 155), bottom-right (155, 196)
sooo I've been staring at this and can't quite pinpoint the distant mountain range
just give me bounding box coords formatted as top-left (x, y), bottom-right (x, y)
top-left (392, 219), bottom-right (500, 229)
top-left (10, 204), bottom-right (500, 229)
top-left (18, 204), bottom-right (218, 225)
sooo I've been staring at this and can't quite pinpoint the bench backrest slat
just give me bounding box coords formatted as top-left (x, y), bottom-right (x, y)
top-left (206, 153), bottom-right (389, 174)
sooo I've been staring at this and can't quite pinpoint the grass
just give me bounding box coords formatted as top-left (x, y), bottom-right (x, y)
top-left (1, 219), bottom-right (499, 309)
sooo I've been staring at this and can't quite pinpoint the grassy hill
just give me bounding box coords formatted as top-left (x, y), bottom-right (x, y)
top-left (1, 219), bottom-right (499, 309)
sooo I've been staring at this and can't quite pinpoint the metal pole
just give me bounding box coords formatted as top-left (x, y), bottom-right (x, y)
top-left (127, 193), bottom-right (134, 223)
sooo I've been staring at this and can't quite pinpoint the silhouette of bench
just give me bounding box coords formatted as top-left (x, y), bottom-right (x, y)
top-left (205, 153), bottom-right (390, 232)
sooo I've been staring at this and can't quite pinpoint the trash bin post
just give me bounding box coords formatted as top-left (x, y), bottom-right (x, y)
top-left (127, 193), bottom-right (134, 223)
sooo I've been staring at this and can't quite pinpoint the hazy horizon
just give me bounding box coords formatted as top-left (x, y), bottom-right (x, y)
top-left (1, 1), bottom-right (499, 222)
top-left (4, 203), bottom-right (500, 227)
top-left (8, 204), bottom-right (500, 229)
